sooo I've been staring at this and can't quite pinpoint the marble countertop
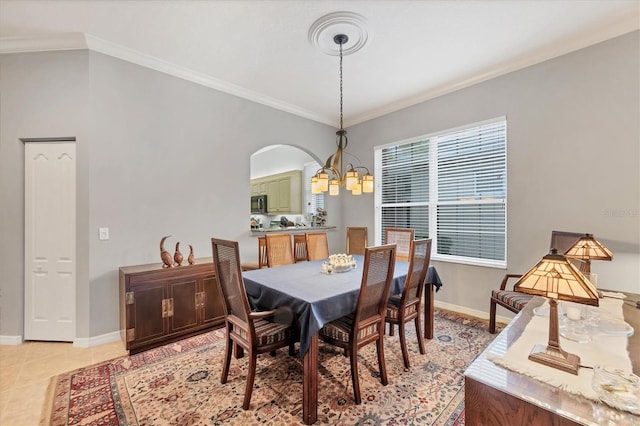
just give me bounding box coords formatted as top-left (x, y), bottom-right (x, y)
top-left (250, 225), bottom-right (336, 235)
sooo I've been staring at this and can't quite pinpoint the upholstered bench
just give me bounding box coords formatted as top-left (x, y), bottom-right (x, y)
top-left (489, 274), bottom-right (532, 334)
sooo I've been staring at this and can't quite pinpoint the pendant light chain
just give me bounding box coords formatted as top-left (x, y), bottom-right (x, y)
top-left (339, 39), bottom-right (344, 132)
top-left (310, 32), bottom-right (373, 196)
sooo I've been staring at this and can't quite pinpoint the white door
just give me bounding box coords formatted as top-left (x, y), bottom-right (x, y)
top-left (24, 141), bottom-right (76, 341)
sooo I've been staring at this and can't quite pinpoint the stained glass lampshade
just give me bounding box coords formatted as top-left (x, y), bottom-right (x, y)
top-left (514, 249), bottom-right (599, 375)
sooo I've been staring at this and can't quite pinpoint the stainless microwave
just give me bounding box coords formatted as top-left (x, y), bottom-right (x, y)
top-left (251, 195), bottom-right (267, 214)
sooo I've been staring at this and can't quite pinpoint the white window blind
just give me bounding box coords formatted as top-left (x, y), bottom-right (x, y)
top-left (435, 121), bottom-right (506, 263)
top-left (303, 162), bottom-right (324, 218)
top-left (376, 118), bottom-right (507, 267)
top-left (379, 141), bottom-right (430, 241)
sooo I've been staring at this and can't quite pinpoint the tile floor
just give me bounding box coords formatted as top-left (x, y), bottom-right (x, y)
top-left (0, 340), bottom-right (127, 425)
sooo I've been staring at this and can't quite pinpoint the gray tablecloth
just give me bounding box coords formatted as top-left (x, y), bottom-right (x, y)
top-left (243, 255), bottom-right (442, 357)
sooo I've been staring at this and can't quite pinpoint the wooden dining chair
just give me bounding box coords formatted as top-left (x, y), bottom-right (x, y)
top-left (305, 232), bottom-right (329, 261)
top-left (384, 227), bottom-right (415, 262)
top-left (319, 244), bottom-right (397, 404)
top-left (211, 238), bottom-right (295, 410)
top-left (385, 239), bottom-right (432, 368)
top-left (346, 227), bottom-right (367, 255)
top-left (265, 233), bottom-right (295, 267)
top-left (293, 234), bottom-right (308, 263)
top-left (240, 236), bottom-right (268, 271)
top-left (488, 230), bottom-right (586, 333)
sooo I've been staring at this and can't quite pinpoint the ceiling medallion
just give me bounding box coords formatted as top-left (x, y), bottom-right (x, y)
top-left (308, 12), bottom-right (370, 56)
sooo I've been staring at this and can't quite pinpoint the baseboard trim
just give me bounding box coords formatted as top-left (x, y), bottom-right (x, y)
top-left (73, 331), bottom-right (122, 348)
top-left (1, 331), bottom-right (122, 348)
top-left (0, 335), bottom-right (24, 345)
top-left (434, 300), bottom-right (512, 325)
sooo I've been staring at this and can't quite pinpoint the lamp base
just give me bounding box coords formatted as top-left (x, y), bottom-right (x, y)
top-left (528, 343), bottom-right (580, 375)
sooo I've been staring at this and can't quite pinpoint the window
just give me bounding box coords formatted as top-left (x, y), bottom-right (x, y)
top-left (375, 118), bottom-right (507, 267)
top-left (303, 161), bottom-right (324, 218)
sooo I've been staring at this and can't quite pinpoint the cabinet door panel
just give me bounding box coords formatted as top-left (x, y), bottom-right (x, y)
top-left (201, 275), bottom-right (225, 325)
top-left (277, 177), bottom-right (290, 212)
top-left (267, 180), bottom-right (279, 213)
top-left (131, 284), bottom-right (166, 343)
top-left (168, 279), bottom-right (199, 333)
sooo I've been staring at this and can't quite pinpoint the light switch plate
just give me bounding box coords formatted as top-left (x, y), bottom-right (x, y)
top-left (99, 227), bottom-right (109, 240)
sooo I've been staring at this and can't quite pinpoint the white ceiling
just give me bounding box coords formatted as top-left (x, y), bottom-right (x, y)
top-left (1, 0), bottom-right (638, 127)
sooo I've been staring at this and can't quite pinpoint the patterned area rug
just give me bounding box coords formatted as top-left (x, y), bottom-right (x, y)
top-left (42, 310), bottom-right (498, 425)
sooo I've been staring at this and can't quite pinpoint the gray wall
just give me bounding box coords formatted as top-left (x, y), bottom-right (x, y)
top-left (343, 31), bottom-right (640, 314)
top-left (1, 31), bottom-right (638, 341)
top-left (0, 50), bottom-right (335, 339)
top-left (0, 50), bottom-right (91, 337)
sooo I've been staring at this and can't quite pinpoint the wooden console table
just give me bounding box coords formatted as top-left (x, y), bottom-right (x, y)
top-left (119, 257), bottom-right (225, 354)
top-left (465, 293), bottom-right (639, 425)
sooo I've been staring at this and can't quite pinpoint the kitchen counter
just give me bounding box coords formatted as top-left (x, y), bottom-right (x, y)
top-left (249, 225), bottom-right (336, 235)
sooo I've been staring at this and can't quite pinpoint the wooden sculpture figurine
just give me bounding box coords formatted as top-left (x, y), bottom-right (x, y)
top-left (174, 242), bottom-right (184, 266)
top-left (160, 236), bottom-right (173, 268)
top-left (188, 245), bottom-right (195, 265)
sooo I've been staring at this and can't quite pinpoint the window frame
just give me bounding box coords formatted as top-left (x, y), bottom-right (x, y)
top-left (303, 161), bottom-right (324, 219)
top-left (374, 117), bottom-right (507, 269)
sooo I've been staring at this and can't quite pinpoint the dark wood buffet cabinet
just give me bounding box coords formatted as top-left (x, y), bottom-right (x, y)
top-left (119, 257), bottom-right (225, 354)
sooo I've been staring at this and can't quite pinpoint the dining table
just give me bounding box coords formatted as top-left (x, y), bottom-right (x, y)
top-left (242, 254), bottom-right (442, 424)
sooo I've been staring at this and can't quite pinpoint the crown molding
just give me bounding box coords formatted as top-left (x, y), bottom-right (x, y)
top-left (0, 32), bottom-right (88, 53)
top-left (2, 19), bottom-right (637, 129)
top-left (0, 32), bottom-right (334, 126)
top-left (347, 18), bottom-right (640, 127)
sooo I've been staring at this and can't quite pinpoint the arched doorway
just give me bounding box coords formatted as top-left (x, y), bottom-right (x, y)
top-left (250, 144), bottom-right (323, 226)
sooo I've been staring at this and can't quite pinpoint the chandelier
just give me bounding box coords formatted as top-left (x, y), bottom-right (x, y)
top-left (311, 34), bottom-right (373, 196)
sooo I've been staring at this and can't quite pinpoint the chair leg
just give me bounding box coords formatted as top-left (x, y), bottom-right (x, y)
top-left (243, 351), bottom-right (258, 410)
top-left (399, 321), bottom-right (410, 369)
top-left (414, 316), bottom-right (425, 355)
top-left (289, 337), bottom-right (296, 356)
top-left (376, 334), bottom-right (388, 386)
top-left (389, 322), bottom-right (395, 336)
top-left (489, 299), bottom-right (497, 334)
top-left (349, 345), bottom-right (362, 404)
top-left (221, 332), bottom-right (233, 384)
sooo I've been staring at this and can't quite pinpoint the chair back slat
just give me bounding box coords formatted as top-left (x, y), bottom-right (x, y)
top-left (355, 245), bottom-right (396, 321)
top-left (401, 239), bottom-right (432, 304)
top-left (293, 234), bottom-right (308, 262)
top-left (306, 232), bottom-right (329, 261)
top-left (211, 238), bottom-right (250, 323)
top-left (346, 227), bottom-right (367, 255)
top-left (258, 236), bottom-right (268, 268)
top-left (265, 233), bottom-right (295, 267)
top-left (384, 228), bottom-right (415, 262)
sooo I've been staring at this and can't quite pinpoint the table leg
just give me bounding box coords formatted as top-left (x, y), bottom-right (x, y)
top-left (424, 283), bottom-right (434, 339)
top-left (302, 334), bottom-right (318, 425)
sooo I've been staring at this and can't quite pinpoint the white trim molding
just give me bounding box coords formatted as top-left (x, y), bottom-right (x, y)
top-left (0, 335), bottom-right (24, 345)
top-left (0, 32), bottom-right (331, 126)
top-left (0, 32), bottom-right (88, 53)
top-left (0, 331), bottom-right (122, 347)
top-left (434, 300), bottom-right (513, 326)
top-left (73, 330), bottom-right (122, 348)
